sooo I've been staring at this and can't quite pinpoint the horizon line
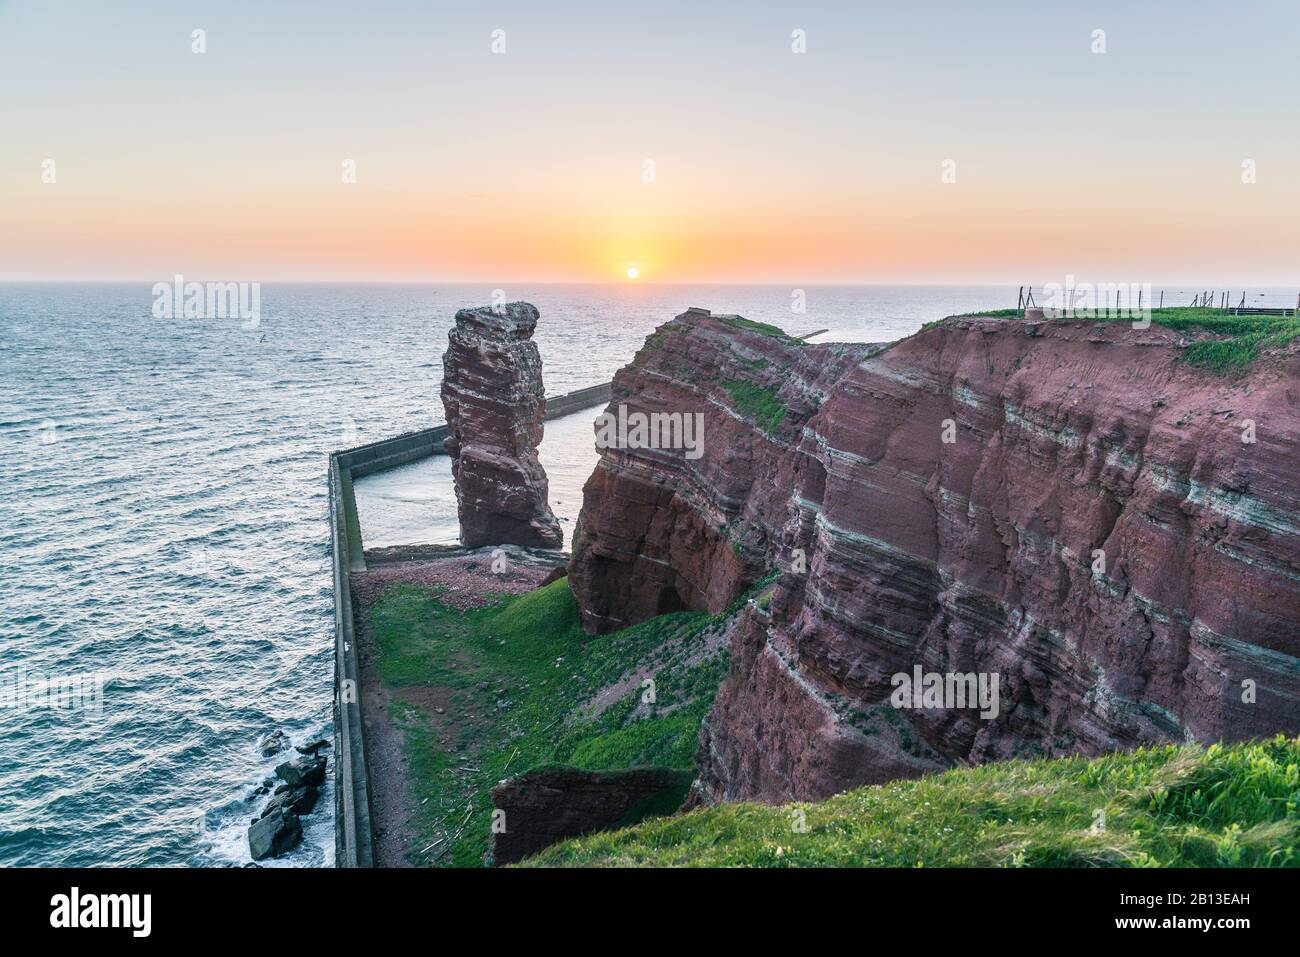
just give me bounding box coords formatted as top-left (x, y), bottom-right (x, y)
top-left (2, 278), bottom-right (1297, 289)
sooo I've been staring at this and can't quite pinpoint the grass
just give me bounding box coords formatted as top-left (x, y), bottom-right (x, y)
top-left (722, 380), bottom-right (787, 435)
top-left (959, 306), bottom-right (1300, 375)
top-left (956, 308), bottom-right (1023, 319)
top-left (524, 736), bottom-right (1300, 867)
top-left (720, 315), bottom-right (801, 341)
top-left (1137, 308), bottom-right (1300, 374)
top-left (361, 578), bottom-right (733, 866)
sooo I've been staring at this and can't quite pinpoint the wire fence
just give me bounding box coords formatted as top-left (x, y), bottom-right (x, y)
top-left (1016, 286), bottom-right (1298, 316)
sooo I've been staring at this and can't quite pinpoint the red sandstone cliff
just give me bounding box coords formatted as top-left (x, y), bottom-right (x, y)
top-left (569, 309), bottom-right (1300, 804)
top-left (442, 302), bottom-right (562, 549)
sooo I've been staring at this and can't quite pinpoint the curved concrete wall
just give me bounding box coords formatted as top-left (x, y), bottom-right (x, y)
top-left (328, 381), bottom-right (611, 866)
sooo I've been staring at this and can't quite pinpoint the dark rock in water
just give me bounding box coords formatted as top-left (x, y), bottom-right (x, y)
top-left (248, 808), bottom-right (302, 860)
top-left (275, 755), bottom-right (326, 788)
top-left (295, 738), bottom-right (331, 755)
top-left (490, 766), bottom-right (692, 865)
top-left (258, 729), bottom-right (289, 757)
top-left (291, 786), bottom-right (320, 816)
top-left (258, 785), bottom-right (319, 820)
top-left (440, 302), bottom-right (562, 549)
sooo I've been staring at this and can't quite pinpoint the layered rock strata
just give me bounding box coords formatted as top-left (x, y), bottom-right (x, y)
top-left (569, 309), bottom-right (1300, 804)
top-left (569, 308), bottom-right (880, 631)
top-left (441, 302), bottom-right (562, 549)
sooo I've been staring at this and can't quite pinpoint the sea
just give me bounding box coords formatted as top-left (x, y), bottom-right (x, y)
top-left (0, 280), bottom-right (1118, 866)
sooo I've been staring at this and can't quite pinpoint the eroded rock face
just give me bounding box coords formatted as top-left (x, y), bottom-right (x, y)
top-left (570, 310), bottom-right (1300, 805)
top-left (568, 309), bottom-right (879, 632)
top-left (441, 303), bottom-right (562, 549)
top-left (490, 766), bottom-right (691, 865)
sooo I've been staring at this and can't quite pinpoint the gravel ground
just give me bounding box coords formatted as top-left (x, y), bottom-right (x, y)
top-left (352, 545), bottom-right (567, 610)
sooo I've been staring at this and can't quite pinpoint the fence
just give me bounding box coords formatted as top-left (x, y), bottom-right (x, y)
top-left (1016, 286), bottom-right (1298, 316)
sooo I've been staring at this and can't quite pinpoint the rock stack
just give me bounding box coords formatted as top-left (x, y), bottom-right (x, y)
top-left (440, 302), bottom-right (562, 549)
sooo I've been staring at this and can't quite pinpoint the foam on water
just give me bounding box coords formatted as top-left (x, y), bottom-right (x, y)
top-left (0, 281), bottom-right (1021, 866)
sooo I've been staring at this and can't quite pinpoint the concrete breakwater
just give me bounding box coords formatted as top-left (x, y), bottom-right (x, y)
top-left (328, 382), bottom-right (611, 867)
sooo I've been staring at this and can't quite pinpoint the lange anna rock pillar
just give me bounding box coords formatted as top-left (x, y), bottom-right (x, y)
top-left (440, 302), bottom-right (562, 549)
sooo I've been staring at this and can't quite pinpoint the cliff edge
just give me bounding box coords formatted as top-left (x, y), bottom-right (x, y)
top-left (569, 309), bottom-right (1300, 804)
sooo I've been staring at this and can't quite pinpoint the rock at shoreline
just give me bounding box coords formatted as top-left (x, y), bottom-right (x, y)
top-left (248, 808), bottom-right (302, 860)
top-left (295, 738), bottom-right (331, 755)
top-left (258, 784), bottom-right (319, 819)
top-left (441, 302), bottom-right (562, 549)
top-left (258, 729), bottom-right (289, 757)
top-left (275, 755), bottom-right (326, 789)
top-left (250, 753), bottom-right (324, 858)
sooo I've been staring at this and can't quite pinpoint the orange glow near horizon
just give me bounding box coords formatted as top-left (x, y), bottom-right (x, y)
top-left (2, 4), bottom-right (1298, 284)
top-left (4, 173), bottom-right (1299, 284)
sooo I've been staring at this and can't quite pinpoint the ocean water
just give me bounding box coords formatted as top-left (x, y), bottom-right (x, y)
top-left (0, 282), bottom-right (1025, 867)
top-left (354, 408), bottom-right (602, 551)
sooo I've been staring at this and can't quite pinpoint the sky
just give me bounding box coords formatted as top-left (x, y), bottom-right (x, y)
top-left (1, 0), bottom-right (1298, 284)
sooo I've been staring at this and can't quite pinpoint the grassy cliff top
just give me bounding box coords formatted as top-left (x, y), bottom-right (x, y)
top-left (523, 735), bottom-right (1300, 867)
top-left (953, 306), bottom-right (1300, 375)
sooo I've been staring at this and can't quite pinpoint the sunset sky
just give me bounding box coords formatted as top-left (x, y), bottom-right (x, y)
top-left (2, 0), bottom-right (1298, 284)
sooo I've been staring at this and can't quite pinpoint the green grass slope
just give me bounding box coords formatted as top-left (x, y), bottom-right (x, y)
top-left (1124, 307), bottom-right (1299, 373)
top-left (361, 578), bottom-right (733, 866)
top-left (524, 736), bottom-right (1300, 867)
top-left (960, 306), bottom-right (1300, 375)
top-left (721, 380), bottom-right (787, 435)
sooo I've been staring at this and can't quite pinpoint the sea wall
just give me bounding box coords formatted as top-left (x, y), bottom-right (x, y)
top-left (328, 450), bottom-right (376, 868)
top-left (329, 381), bottom-right (613, 866)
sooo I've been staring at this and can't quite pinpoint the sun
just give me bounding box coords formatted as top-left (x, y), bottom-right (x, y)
top-left (625, 265), bottom-right (639, 280)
